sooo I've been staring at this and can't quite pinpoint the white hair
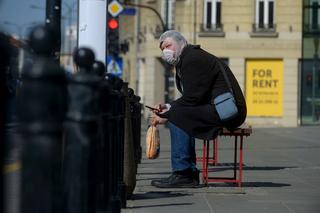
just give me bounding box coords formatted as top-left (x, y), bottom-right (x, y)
top-left (159, 30), bottom-right (188, 48)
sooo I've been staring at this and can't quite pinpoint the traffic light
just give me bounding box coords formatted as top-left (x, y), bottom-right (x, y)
top-left (306, 74), bottom-right (312, 87)
top-left (107, 17), bottom-right (119, 56)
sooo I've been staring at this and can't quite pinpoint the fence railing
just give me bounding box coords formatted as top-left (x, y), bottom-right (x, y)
top-left (1, 25), bottom-right (142, 213)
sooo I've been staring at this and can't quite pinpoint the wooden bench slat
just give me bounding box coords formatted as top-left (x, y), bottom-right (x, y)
top-left (219, 123), bottom-right (252, 136)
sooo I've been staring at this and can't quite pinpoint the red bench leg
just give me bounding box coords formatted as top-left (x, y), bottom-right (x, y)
top-left (238, 135), bottom-right (244, 187)
top-left (202, 140), bottom-right (210, 185)
top-left (213, 138), bottom-right (218, 166)
top-left (200, 134), bottom-right (245, 187)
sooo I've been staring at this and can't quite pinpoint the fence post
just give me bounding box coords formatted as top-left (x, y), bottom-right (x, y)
top-left (62, 47), bottom-right (101, 213)
top-left (91, 60), bottom-right (108, 211)
top-left (122, 83), bottom-right (136, 198)
top-left (0, 32), bottom-right (12, 213)
top-left (129, 90), bottom-right (142, 165)
top-left (18, 26), bottom-right (67, 213)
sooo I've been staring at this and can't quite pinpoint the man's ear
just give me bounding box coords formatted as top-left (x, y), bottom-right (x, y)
top-left (159, 41), bottom-right (163, 49)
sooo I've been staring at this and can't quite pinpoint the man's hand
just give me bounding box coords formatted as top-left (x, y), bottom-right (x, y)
top-left (153, 103), bottom-right (168, 113)
top-left (150, 113), bottom-right (168, 126)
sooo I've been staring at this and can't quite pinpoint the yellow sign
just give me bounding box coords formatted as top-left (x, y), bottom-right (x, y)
top-left (246, 59), bottom-right (283, 116)
top-left (108, 1), bottom-right (124, 17)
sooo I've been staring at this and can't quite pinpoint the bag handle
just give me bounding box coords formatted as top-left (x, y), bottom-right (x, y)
top-left (216, 60), bottom-right (234, 94)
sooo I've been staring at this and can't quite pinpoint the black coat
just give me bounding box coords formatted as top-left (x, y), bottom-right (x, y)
top-left (162, 45), bottom-right (247, 140)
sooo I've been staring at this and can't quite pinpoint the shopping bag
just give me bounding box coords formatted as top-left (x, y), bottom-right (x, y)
top-left (146, 125), bottom-right (160, 159)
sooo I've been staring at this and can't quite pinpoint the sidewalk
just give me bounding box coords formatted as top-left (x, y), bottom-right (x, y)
top-left (123, 122), bottom-right (320, 213)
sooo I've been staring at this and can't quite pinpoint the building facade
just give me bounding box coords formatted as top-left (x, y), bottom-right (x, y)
top-left (120, 0), bottom-right (320, 127)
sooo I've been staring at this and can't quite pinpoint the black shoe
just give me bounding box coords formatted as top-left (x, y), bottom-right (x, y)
top-left (193, 169), bottom-right (200, 184)
top-left (151, 168), bottom-right (199, 184)
top-left (151, 169), bottom-right (199, 188)
top-left (151, 172), bottom-right (178, 185)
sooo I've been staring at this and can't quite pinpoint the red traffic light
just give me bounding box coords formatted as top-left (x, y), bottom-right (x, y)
top-left (307, 74), bottom-right (312, 81)
top-left (108, 18), bottom-right (119, 30)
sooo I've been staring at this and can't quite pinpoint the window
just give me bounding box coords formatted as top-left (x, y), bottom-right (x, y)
top-left (254, 0), bottom-right (275, 32)
top-left (303, 0), bottom-right (320, 34)
top-left (203, 0), bottom-right (222, 31)
top-left (161, 0), bottom-right (175, 29)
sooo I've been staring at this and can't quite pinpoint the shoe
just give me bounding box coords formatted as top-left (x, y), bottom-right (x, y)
top-left (193, 169), bottom-right (200, 183)
top-left (151, 168), bottom-right (199, 188)
top-left (151, 173), bottom-right (177, 185)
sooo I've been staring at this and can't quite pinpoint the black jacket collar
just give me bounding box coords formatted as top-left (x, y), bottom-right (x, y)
top-left (176, 44), bottom-right (201, 69)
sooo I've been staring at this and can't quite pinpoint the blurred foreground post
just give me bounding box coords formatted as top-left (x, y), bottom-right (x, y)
top-left (63, 48), bottom-right (101, 213)
top-left (18, 26), bottom-right (67, 213)
top-left (0, 32), bottom-right (11, 213)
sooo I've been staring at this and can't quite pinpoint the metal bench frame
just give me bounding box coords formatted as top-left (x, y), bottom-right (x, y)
top-left (200, 126), bottom-right (252, 187)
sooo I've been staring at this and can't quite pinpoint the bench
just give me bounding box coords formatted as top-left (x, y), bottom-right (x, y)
top-left (198, 124), bottom-right (252, 187)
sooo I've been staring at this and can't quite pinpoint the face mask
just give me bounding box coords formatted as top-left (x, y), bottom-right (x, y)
top-left (162, 49), bottom-right (177, 65)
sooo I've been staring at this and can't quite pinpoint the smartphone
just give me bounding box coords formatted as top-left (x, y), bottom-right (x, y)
top-left (145, 105), bottom-right (160, 111)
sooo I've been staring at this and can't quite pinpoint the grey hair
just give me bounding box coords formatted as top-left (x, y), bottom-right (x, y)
top-left (159, 30), bottom-right (188, 48)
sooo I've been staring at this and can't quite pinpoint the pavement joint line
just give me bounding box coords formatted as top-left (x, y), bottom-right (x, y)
top-left (3, 161), bottom-right (21, 174)
top-left (281, 201), bottom-right (296, 213)
top-left (203, 194), bottom-right (215, 213)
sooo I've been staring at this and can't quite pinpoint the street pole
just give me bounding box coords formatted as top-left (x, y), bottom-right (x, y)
top-left (46, 0), bottom-right (61, 62)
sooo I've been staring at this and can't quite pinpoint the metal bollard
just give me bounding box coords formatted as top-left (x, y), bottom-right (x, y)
top-left (122, 83), bottom-right (137, 199)
top-left (91, 60), bottom-right (109, 211)
top-left (17, 26), bottom-right (67, 213)
top-left (117, 80), bottom-right (127, 208)
top-left (62, 48), bottom-right (101, 213)
top-left (129, 92), bottom-right (142, 165)
top-left (0, 32), bottom-right (12, 213)
top-left (104, 74), bottom-right (123, 212)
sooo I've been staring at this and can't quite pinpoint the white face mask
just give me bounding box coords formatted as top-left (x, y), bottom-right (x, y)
top-left (161, 49), bottom-right (177, 65)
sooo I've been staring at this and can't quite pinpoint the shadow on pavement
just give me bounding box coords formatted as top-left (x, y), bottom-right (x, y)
top-left (241, 182), bottom-right (291, 187)
top-left (127, 202), bottom-right (193, 209)
top-left (207, 165), bottom-right (297, 172)
top-left (130, 191), bottom-right (192, 200)
top-left (207, 182), bottom-right (291, 187)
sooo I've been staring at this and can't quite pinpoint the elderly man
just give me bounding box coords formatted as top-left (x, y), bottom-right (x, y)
top-left (150, 30), bottom-right (247, 188)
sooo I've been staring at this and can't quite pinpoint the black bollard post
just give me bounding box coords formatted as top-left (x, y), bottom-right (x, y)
top-left (91, 60), bottom-right (109, 211)
top-left (18, 26), bottom-right (67, 213)
top-left (128, 88), bottom-right (137, 165)
top-left (0, 32), bottom-right (12, 213)
top-left (129, 91), bottom-right (142, 165)
top-left (104, 74), bottom-right (124, 212)
top-left (135, 95), bottom-right (142, 164)
top-left (103, 76), bottom-right (117, 213)
top-left (117, 80), bottom-right (127, 208)
top-left (63, 48), bottom-right (101, 213)
top-left (122, 83), bottom-right (136, 199)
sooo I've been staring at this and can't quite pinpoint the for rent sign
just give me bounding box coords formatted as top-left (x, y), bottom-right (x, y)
top-left (246, 59), bottom-right (283, 116)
